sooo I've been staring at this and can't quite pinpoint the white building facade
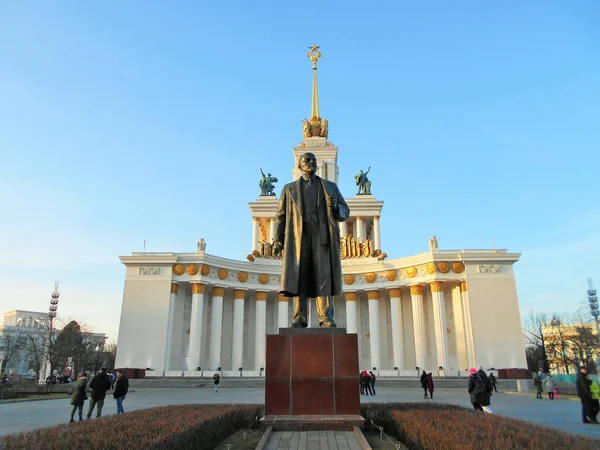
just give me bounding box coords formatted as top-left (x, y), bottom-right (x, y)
top-left (115, 50), bottom-right (527, 378)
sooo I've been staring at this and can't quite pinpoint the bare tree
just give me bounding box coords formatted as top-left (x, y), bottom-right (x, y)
top-left (522, 311), bottom-right (550, 373)
top-left (0, 331), bottom-right (27, 375)
top-left (104, 342), bottom-right (117, 371)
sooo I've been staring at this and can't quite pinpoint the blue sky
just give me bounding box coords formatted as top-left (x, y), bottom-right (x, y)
top-left (1, 1), bottom-right (598, 341)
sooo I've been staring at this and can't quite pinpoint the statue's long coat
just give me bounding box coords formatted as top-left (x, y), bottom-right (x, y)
top-left (274, 176), bottom-right (349, 297)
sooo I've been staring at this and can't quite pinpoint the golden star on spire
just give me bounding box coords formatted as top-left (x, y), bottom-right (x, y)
top-left (309, 44), bottom-right (320, 53)
top-left (308, 44), bottom-right (322, 66)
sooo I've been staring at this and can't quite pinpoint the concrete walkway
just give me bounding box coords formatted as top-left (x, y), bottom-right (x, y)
top-left (264, 430), bottom-right (363, 450)
top-left (1, 387), bottom-right (599, 440)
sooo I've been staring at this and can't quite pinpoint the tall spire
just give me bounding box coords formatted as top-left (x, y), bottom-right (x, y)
top-left (308, 44), bottom-right (321, 120)
top-left (303, 45), bottom-right (328, 139)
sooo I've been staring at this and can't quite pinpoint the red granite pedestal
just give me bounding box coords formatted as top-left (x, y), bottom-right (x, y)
top-left (260, 328), bottom-right (364, 431)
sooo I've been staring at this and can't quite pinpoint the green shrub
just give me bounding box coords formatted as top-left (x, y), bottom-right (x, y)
top-left (1, 404), bottom-right (263, 450)
top-left (361, 403), bottom-right (600, 450)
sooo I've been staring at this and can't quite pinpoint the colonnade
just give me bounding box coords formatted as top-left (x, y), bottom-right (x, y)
top-left (164, 279), bottom-right (474, 373)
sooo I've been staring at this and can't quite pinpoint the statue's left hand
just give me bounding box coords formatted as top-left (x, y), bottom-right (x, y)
top-left (327, 197), bottom-right (336, 209)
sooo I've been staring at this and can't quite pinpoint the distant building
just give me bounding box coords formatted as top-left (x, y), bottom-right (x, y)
top-left (0, 310), bottom-right (108, 377)
top-left (543, 319), bottom-right (598, 374)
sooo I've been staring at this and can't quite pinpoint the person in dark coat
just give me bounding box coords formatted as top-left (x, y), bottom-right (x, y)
top-left (213, 372), bottom-right (220, 393)
top-left (87, 368), bottom-right (112, 419)
top-left (427, 373), bottom-right (435, 399)
top-left (69, 373), bottom-right (88, 422)
top-left (112, 370), bottom-right (129, 414)
top-left (477, 366), bottom-right (492, 409)
top-left (273, 152), bottom-right (350, 328)
top-left (488, 373), bottom-right (498, 393)
top-left (467, 368), bottom-right (484, 411)
top-left (533, 372), bottom-right (543, 399)
top-left (369, 371), bottom-right (376, 395)
top-left (576, 367), bottom-right (597, 424)
top-left (361, 370), bottom-right (372, 395)
top-left (420, 370), bottom-right (428, 398)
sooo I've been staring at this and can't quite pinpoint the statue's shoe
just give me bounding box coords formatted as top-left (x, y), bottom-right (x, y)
top-left (291, 320), bottom-right (308, 328)
top-left (320, 319), bottom-right (337, 328)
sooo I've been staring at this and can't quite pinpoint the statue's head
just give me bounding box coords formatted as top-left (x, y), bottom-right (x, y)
top-left (298, 152), bottom-right (317, 176)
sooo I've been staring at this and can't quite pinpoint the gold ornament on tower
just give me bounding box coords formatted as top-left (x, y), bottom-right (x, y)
top-left (426, 262), bottom-right (437, 275)
top-left (452, 262), bottom-right (465, 273)
top-left (438, 262), bottom-right (450, 274)
top-left (301, 44), bottom-right (329, 139)
top-left (186, 264), bottom-right (199, 276)
top-left (365, 272), bottom-right (377, 283)
top-left (172, 264), bottom-right (184, 276)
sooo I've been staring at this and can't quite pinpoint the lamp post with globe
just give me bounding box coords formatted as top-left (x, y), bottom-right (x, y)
top-left (586, 278), bottom-right (600, 375)
top-left (38, 282), bottom-right (60, 385)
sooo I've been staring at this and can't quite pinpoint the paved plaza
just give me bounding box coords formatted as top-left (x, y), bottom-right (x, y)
top-left (1, 387), bottom-right (600, 440)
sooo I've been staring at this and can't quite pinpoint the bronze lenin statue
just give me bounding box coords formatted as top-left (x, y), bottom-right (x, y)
top-left (273, 152), bottom-right (350, 327)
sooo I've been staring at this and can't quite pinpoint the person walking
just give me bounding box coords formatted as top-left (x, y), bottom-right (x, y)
top-left (477, 366), bottom-right (493, 413)
top-left (361, 370), bottom-right (372, 395)
top-left (467, 368), bottom-right (484, 411)
top-left (112, 370), bottom-right (129, 414)
top-left (69, 372), bottom-right (88, 423)
top-left (590, 377), bottom-right (600, 421)
top-left (369, 371), bottom-right (376, 396)
top-left (533, 371), bottom-right (543, 399)
top-left (576, 367), bottom-right (597, 424)
top-left (87, 368), bottom-right (112, 419)
top-left (545, 374), bottom-right (556, 400)
top-left (213, 372), bottom-right (220, 393)
top-left (488, 372), bottom-right (498, 393)
top-left (420, 370), bottom-right (428, 399)
top-left (427, 372), bottom-right (435, 399)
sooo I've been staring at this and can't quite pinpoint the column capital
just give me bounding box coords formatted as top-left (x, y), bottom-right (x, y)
top-left (256, 291), bottom-right (268, 301)
top-left (373, 215), bottom-right (380, 221)
top-left (345, 291), bottom-right (357, 302)
top-left (388, 287), bottom-right (402, 298)
top-left (212, 286), bottom-right (225, 297)
top-left (170, 282), bottom-right (179, 295)
top-left (277, 293), bottom-right (288, 302)
top-left (270, 217), bottom-right (276, 222)
top-left (233, 289), bottom-right (246, 300)
top-left (253, 217), bottom-right (260, 222)
top-left (191, 283), bottom-right (206, 294)
top-left (430, 281), bottom-right (444, 293)
top-left (367, 290), bottom-right (380, 300)
top-left (409, 285), bottom-right (424, 296)
top-left (460, 281), bottom-right (468, 292)
top-left (356, 216), bottom-right (363, 220)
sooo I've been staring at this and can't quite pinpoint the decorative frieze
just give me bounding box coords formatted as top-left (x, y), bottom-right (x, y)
top-left (200, 264), bottom-right (211, 276)
top-left (478, 264), bottom-right (500, 273)
top-left (438, 262), bottom-right (450, 273)
top-left (172, 264), bottom-right (184, 276)
top-left (406, 267), bottom-right (417, 278)
top-left (237, 271), bottom-right (249, 283)
top-left (453, 262), bottom-right (465, 273)
top-left (426, 262), bottom-right (437, 275)
top-left (186, 264), bottom-right (199, 276)
top-left (218, 268), bottom-right (228, 280)
top-left (138, 267), bottom-right (160, 275)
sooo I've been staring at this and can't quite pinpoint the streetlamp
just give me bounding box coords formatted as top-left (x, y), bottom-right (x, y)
top-left (587, 278), bottom-right (600, 375)
top-left (39, 282), bottom-right (60, 385)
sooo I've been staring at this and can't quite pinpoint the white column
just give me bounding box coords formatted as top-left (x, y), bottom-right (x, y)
top-left (339, 220), bottom-right (347, 237)
top-left (367, 290), bottom-right (381, 370)
top-left (460, 281), bottom-right (476, 368)
top-left (252, 217), bottom-right (260, 252)
top-left (356, 217), bottom-right (364, 241)
top-left (208, 286), bottom-right (224, 370)
top-left (277, 294), bottom-right (289, 330)
top-left (188, 283), bottom-right (206, 371)
top-left (164, 282), bottom-right (179, 372)
top-left (231, 289), bottom-right (246, 371)
top-left (410, 285), bottom-right (426, 371)
top-left (388, 287), bottom-right (404, 370)
top-left (345, 292), bottom-right (357, 333)
top-left (255, 291), bottom-right (268, 370)
top-left (373, 216), bottom-right (381, 250)
top-left (308, 298), bottom-right (313, 327)
top-left (430, 281), bottom-right (450, 370)
top-left (269, 218), bottom-right (277, 243)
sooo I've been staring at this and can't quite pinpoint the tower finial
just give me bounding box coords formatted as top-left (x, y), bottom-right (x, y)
top-left (302, 45), bottom-right (328, 139)
top-left (308, 44), bottom-right (321, 120)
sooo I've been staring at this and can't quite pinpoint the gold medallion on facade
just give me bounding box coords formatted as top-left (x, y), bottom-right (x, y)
top-left (386, 270), bottom-right (397, 282)
top-left (365, 272), bottom-right (377, 283)
top-left (237, 271), bottom-right (248, 283)
top-left (438, 262), bottom-right (450, 273)
top-left (186, 264), bottom-right (199, 276)
top-left (406, 266), bottom-right (417, 278)
top-left (200, 264), bottom-right (210, 276)
top-left (452, 262), bottom-right (465, 273)
top-left (426, 262), bottom-right (437, 275)
top-left (217, 268), bottom-right (228, 280)
top-left (258, 273), bottom-right (270, 285)
top-left (172, 264), bottom-right (184, 276)
top-left (344, 274), bottom-right (355, 285)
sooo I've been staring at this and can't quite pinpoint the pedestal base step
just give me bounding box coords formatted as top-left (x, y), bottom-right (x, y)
top-left (260, 415), bottom-right (365, 431)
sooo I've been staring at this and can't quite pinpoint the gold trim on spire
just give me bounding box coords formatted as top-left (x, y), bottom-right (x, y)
top-left (302, 44), bottom-right (329, 139)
